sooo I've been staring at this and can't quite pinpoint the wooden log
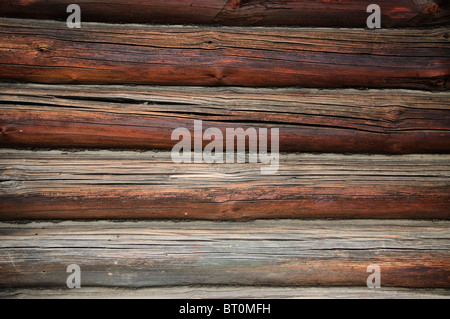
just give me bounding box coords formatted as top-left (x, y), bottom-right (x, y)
top-left (1, 84), bottom-right (449, 154)
top-left (0, 18), bottom-right (448, 89)
top-left (0, 150), bottom-right (449, 220)
top-left (1, 287), bottom-right (450, 299)
top-left (0, 0), bottom-right (448, 27)
top-left (0, 220), bottom-right (449, 288)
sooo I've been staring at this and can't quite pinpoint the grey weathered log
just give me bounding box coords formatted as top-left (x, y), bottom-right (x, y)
top-left (0, 220), bottom-right (449, 288)
top-left (1, 287), bottom-right (449, 299)
top-left (1, 84), bottom-right (449, 154)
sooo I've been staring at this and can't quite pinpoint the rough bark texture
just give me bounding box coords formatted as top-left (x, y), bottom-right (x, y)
top-left (1, 150), bottom-right (449, 220)
top-left (0, 0), bottom-right (448, 27)
top-left (1, 84), bottom-right (449, 154)
top-left (0, 220), bottom-right (449, 288)
top-left (0, 19), bottom-right (449, 89)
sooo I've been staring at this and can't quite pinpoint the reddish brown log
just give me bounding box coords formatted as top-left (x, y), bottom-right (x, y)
top-left (0, 0), bottom-right (448, 27)
top-left (0, 19), bottom-right (448, 89)
top-left (1, 84), bottom-right (449, 154)
top-left (0, 150), bottom-right (449, 220)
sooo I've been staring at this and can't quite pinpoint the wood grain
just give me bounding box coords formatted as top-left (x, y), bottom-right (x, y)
top-left (0, 18), bottom-right (448, 89)
top-left (1, 287), bottom-right (449, 299)
top-left (0, 220), bottom-right (449, 288)
top-left (0, 0), bottom-right (448, 27)
top-left (0, 150), bottom-right (449, 220)
top-left (1, 84), bottom-right (449, 154)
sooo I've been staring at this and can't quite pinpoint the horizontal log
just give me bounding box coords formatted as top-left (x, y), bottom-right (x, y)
top-left (0, 19), bottom-right (448, 89)
top-left (0, 150), bottom-right (449, 220)
top-left (1, 84), bottom-right (449, 154)
top-left (0, 0), bottom-right (448, 27)
top-left (0, 220), bottom-right (449, 288)
top-left (2, 287), bottom-right (450, 299)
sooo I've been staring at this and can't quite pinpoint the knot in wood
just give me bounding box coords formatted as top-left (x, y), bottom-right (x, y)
top-left (427, 4), bottom-right (441, 14)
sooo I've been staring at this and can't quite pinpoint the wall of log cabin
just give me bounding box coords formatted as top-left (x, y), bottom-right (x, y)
top-left (0, 0), bottom-right (449, 299)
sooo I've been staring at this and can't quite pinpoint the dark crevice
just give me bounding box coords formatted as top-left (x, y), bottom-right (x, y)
top-left (51, 95), bottom-right (195, 106)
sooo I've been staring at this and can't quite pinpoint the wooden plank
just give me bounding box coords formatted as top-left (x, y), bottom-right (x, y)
top-left (0, 18), bottom-right (448, 89)
top-left (0, 0), bottom-right (448, 27)
top-left (1, 84), bottom-right (449, 154)
top-left (0, 220), bottom-right (449, 288)
top-left (0, 150), bottom-right (449, 220)
top-left (1, 287), bottom-right (449, 299)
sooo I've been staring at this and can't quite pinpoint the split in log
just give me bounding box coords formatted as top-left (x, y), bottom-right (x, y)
top-left (0, 18), bottom-right (449, 89)
top-left (0, 0), bottom-right (448, 27)
top-left (0, 220), bottom-right (449, 288)
top-left (1, 84), bottom-right (449, 154)
top-left (0, 150), bottom-right (449, 220)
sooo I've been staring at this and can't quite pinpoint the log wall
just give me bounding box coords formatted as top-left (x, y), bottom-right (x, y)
top-left (0, 0), bottom-right (449, 299)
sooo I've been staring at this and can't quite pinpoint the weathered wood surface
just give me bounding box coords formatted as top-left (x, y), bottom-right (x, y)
top-left (1, 287), bottom-right (449, 299)
top-left (0, 19), bottom-right (448, 89)
top-left (0, 0), bottom-right (448, 27)
top-left (1, 84), bottom-right (449, 154)
top-left (0, 150), bottom-right (449, 220)
top-left (0, 220), bottom-right (449, 288)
